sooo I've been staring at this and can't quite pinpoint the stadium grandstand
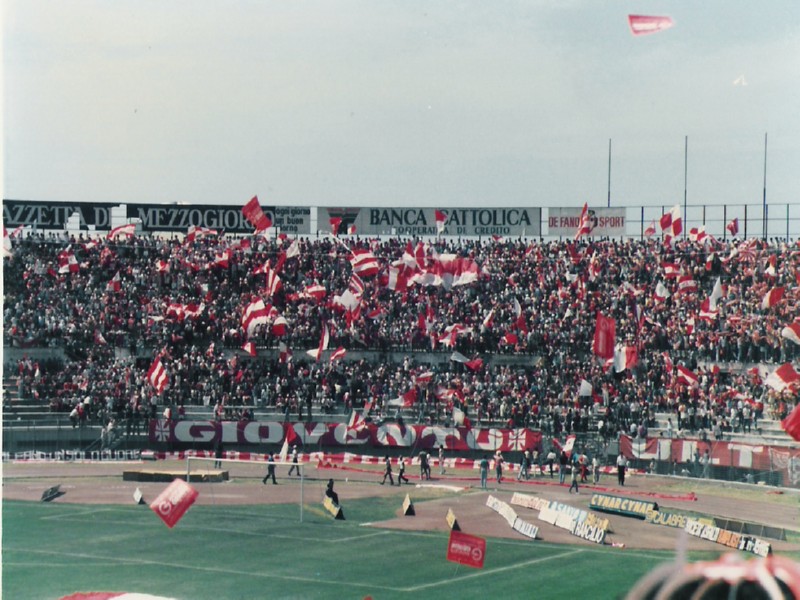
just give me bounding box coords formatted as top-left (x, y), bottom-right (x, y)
top-left (3, 202), bottom-right (799, 486)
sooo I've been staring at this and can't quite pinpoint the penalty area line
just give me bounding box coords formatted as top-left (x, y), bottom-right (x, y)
top-left (402, 549), bottom-right (585, 592)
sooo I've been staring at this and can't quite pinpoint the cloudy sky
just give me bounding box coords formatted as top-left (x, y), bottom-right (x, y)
top-left (3, 1), bottom-right (799, 217)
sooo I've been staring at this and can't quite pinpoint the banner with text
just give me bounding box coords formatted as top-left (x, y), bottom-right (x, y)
top-left (3, 200), bottom-right (312, 234)
top-left (150, 419), bottom-right (542, 452)
top-left (318, 207), bottom-right (541, 237)
top-left (548, 206), bottom-right (626, 238)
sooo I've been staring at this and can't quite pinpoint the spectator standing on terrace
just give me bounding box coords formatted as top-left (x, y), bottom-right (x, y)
top-left (479, 454), bottom-right (489, 490)
top-left (287, 445), bottom-right (300, 477)
top-left (617, 453), bottom-right (627, 486)
top-left (262, 453), bottom-right (277, 485)
top-left (381, 455), bottom-right (395, 485)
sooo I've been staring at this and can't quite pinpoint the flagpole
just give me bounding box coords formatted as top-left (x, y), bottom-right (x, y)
top-left (683, 135), bottom-right (688, 238)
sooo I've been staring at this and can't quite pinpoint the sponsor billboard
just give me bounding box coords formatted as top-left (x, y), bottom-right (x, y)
top-left (446, 529), bottom-right (486, 569)
top-left (3, 200), bottom-right (312, 234)
top-left (548, 206), bottom-right (626, 237)
top-left (318, 207), bottom-right (541, 237)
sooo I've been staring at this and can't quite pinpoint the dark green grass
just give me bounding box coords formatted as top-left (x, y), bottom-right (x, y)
top-left (2, 497), bottom-right (730, 600)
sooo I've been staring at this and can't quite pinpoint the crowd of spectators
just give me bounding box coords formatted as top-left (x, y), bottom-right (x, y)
top-left (3, 230), bottom-right (798, 442)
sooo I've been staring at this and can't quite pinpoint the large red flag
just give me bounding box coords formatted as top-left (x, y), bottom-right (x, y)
top-left (593, 313), bottom-right (616, 359)
top-left (242, 196), bottom-right (272, 231)
top-left (782, 403), bottom-right (800, 442)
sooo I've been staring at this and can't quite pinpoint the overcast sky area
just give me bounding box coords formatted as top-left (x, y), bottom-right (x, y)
top-left (3, 1), bottom-right (799, 220)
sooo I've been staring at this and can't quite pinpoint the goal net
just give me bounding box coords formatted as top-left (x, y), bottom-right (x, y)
top-left (185, 455), bottom-right (314, 522)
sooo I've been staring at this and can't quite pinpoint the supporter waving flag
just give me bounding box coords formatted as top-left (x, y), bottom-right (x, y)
top-left (329, 347), bottom-right (346, 362)
top-left (726, 218), bottom-right (739, 237)
top-left (107, 223), bottom-right (136, 239)
top-left (329, 217), bottom-right (342, 236)
top-left (241, 298), bottom-right (270, 338)
top-left (242, 341), bottom-right (256, 357)
top-left (766, 363), bottom-right (800, 392)
top-left (676, 365), bottom-right (699, 387)
top-left (781, 323), bottom-right (800, 346)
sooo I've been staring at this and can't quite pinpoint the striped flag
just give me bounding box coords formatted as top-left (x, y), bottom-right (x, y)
top-left (147, 356), bottom-right (168, 394)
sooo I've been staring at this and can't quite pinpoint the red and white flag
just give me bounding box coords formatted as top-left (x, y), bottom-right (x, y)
top-left (661, 262), bottom-right (681, 278)
top-left (726, 218), bottom-right (739, 237)
top-left (306, 324), bottom-right (330, 361)
top-left (346, 410), bottom-right (367, 433)
top-left (761, 286), bottom-right (785, 310)
top-left (435, 210), bottom-right (447, 235)
top-left (58, 249), bottom-right (80, 274)
top-left (628, 14), bottom-right (674, 36)
top-left (2, 227), bottom-right (12, 257)
top-left (644, 220), bottom-right (657, 237)
top-left (676, 365), bottom-right (699, 387)
top-left (271, 315), bottom-right (288, 336)
top-left (329, 347), bottom-right (346, 362)
top-left (389, 388), bottom-right (418, 408)
top-left (350, 250), bottom-right (380, 278)
top-left (107, 223), bottom-right (136, 239)
top-left (612, 346), bottom-right (638, 373)
top-left (593, 313), bottom-right (616, 359)
top-left (765, 363), bottom-right (800, 392)
top-left (185, 225), bottom-right (218, 243)
top-left (285, 239), bottom-right (301, 259)
top-left (278, 341), bottom-right (292, 363)
top-left (698, 298), bottom-right (718, 321)
top-left (688, 227), bottom-right (708, 244)
top-left (347, 224), bottom-right (357, 235)
top-left (147, 356), bottom-right (168, 393)
top-left (156, 260), bottom-right (170, 273)
top-left (106, 271), bottom-right (122, 292)
top-left (242, 196), bottom-right (272, 231)
top-left (329, 217), bottom-right (342, 236)
top-left (659, 205), bottom-right (682, 239)
top-left (781, 323), bottom-right (800, 346)
top-left (676, 275), bottom-right (698, 295)
top-left (574, 203), bottom-right (594, 239)
top-left (242, 299), bottom-right (270, 338)
top-left (94, 329), bottom-right (108, 346)
top-left (302, 284), bottom-right (327, 301)
top-left (242, 341), bottom-right (256, 357)
top-left (654, 281), bottom-right (671, 302)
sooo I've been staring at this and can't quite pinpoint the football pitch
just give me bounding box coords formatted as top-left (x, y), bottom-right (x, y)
top-left (3, 496), bottom-right (719, 600)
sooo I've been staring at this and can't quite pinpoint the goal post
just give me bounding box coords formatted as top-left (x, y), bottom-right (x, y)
top-left (185, 455), bottom-right (309, 522)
